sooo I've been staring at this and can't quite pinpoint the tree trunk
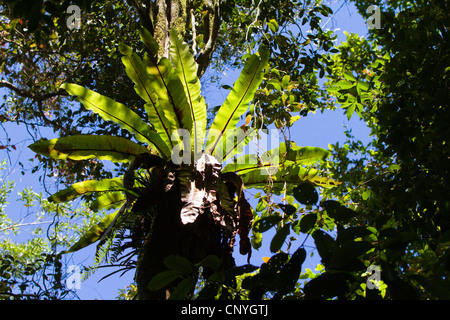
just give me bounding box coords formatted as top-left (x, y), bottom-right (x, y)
top-left (153, 0), bottom-right (187, 58)
top-left (135, 177), bottom-right (183, 300)
top-left (135, 169), bottom-right (236, 300)
top-left (134, 0), bottom-right (226, 299)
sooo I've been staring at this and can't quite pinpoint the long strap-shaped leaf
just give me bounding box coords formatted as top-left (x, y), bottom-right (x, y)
top-left (61, 83), bottom-right (170, 158)
top-left (48, 178), bottom-right (125, 203)
top-left (89, 191), bottom-right (127, 212)
top-left (222, 142), bottom-right (331, 174)
top-left (206, 46), bottom-right (269, 155)
top-left (119, 43), bottom-right (179, 150)
top-left (132, 28), bottom-right (193, 134)
top-left (238, 165), bottom-right (340, 195)
top-left (221, 125), bottom-right (256, 162)
top-left (60, 209), bottom-right (120, 254)
top-left (28, 135), bottom-right (151, 163)
top-left (169, 30), bottom-right (207, 154)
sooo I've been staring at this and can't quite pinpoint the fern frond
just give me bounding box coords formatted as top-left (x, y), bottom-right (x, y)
top-left (81, 231), bottom-right (116, 281)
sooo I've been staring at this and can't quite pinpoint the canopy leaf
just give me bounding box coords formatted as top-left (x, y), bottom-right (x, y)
top-left (60, 210), bottom-right (120, 254)
top-left (222, 142), bottom-right (330, 174)
top-left (270, 223), bottom-right (291, 253)
top-left (61, 83), bottom-right (170, 158)
top-left (220, 125), bottom-right (256, 163)
top-left (206, 46), bottom-right (269, 155)
top-left (238, 165), bottom-right (339, 194)
top-left (169, 29), bottom-right (207, 155)
top-left (119, 39), bottom-right (192, 150)
top-left (89, 191), bottom-right (127, 212)
top-left (48, 178), bottom-right (124, 203)
top-left (28, 135), bottom-right (150, 163)
top-left (119, 43), bottom-right (178, 150)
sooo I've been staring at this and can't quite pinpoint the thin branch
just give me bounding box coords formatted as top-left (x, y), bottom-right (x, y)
top-left (196, 0), bottom-right (221, 78)
top-left (0, 292), bottom-right (40, 299)
top-left (0, 80), bottom-right (68, 102)
top-left (126, 0), bottom-right (154, 34)
top-left (2, 37), bottom-right (94, 64)
top-left (0, 220), bottom-right (54, 233)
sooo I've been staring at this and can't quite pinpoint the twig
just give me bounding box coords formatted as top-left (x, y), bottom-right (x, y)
top-left (0, 80), bottom-right (68, 102)
top-left (0, 220), bottom-right (54, 233)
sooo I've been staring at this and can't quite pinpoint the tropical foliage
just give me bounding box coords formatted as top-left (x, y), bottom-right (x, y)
top-left (1, 0), bottom-right (449, 301)
top-left (28, 28), bottom-right (335, 299)
top-left (0, 159), bottom-right (107, 299)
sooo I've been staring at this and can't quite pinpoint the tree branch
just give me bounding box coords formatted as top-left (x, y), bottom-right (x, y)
top-left (196, 0), bottom-right (221, 78)
top-left (126, 0), bottom-right (155, 35)
top-left (0, 220), bottom-right (54, 233)
top-left (0, 80), bottom-right (68, 102)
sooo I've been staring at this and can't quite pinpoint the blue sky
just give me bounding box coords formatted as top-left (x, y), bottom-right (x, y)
top-left (0, 1), bottom-right (372, 299)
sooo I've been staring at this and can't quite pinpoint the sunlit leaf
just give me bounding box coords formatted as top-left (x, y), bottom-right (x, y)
top-left (61, 210), bottom-right (120, 254)
top-left (29, 135), bottom-right (150, 163)
top-left (61, 83), bottom-right (170, 158)
top-left (206, 46), bottom-right (269, 155)
top-left (90, 191), bottom-right (127, 212)
top-left (169, 29), bottom-right (207, 154)
top-left (48, 178), bottom-right (124, 203)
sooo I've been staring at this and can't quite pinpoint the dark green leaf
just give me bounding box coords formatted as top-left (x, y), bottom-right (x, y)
top-left (312, 230), bottom-right (336, 264)
top-left (336, 226), bottom-right (375, 245)
top-left (261, 252), bottom-right (290, 275)
top-left (410, 275), bottom-right (450, 299)
top-left (163, 255), bottom-right (192, 274)
top-left (327, 241), bottom-right (373, 270)
top-left (292, 183), bottom-right (318, 205)
top-left (197, 255), bottom-right (221, 271)
top-left (278, 204), bottom-right (297, 215)
top-left (148, 270), bottom-right (183, 291)
top-left (270, 223), bottom-right (291, 253)
top-left (253, 215), bottom-right (282, 233)
top-left (276, 247), bottom-right (306, 295)
top-left (169, 278), bottom-right (195, 300)
top-left (299, 213), bottom-right (317, 233)
top-left (322, 200), bottom-right (354, 224)
top-left (303, 272), bottom-right (354, 299)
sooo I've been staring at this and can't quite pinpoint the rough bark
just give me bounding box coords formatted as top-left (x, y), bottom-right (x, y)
top-left (148, 0), bottom-right (220, 77)
top-left (153, 0), bottom-right (187, 59)
top-left (134, 164), bottom-right (236, 300)
top-left (195, 0), bottom-right (221, 78)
